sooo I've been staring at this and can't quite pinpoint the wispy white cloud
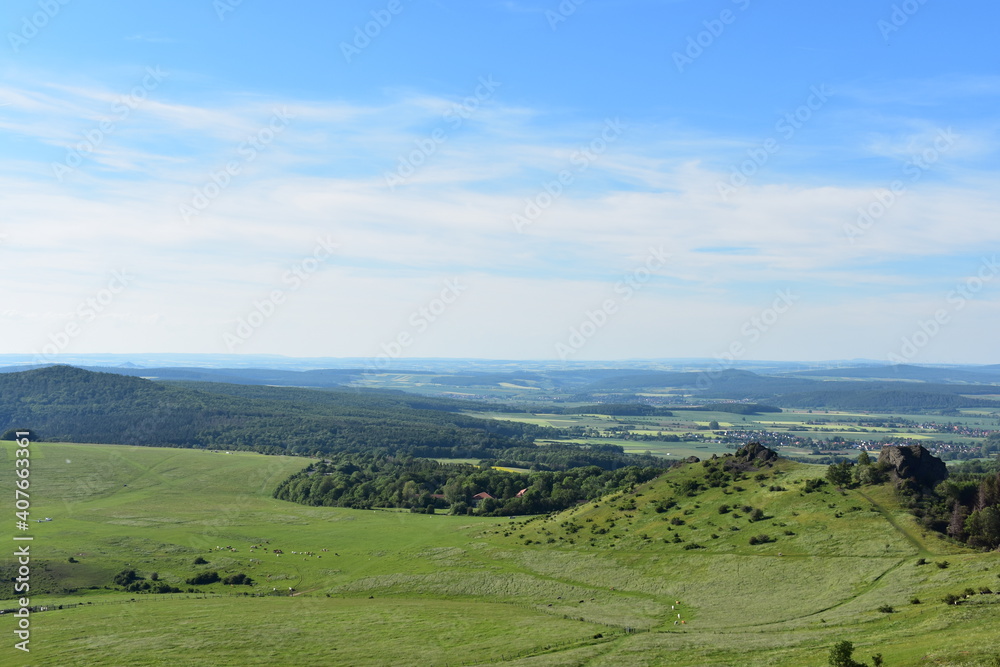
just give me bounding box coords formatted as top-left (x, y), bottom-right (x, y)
top-left (1, 71), bottom-right (998, 360)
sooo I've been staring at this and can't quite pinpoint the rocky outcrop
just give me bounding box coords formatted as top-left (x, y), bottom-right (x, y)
top-left (735, 442), bottom-right (778, 465)
top-left (877, 445), bottom-right (947, 487)
top-left (725, 442), bottom-right (778, 471)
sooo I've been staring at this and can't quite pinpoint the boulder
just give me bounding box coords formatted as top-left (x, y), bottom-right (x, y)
top-left (877, 445), bottom-right (947, 487)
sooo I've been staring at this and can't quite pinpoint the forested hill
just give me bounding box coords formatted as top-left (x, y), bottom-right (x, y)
top-left (0, 366), bottom-right (553, 457)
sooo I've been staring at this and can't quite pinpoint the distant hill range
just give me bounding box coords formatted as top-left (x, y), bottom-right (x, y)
top-left (0, 366), bottom-right (549, 458)
top-left (785, 363), bottom-right (1000, 384)
top-left (0, 364), bottom-right (367, 388)
top-left (2, 362), bottom-right (998, 414)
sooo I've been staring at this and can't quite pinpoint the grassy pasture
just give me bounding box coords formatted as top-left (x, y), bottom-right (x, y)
top-left (2, 441), bottom-right (999, 666)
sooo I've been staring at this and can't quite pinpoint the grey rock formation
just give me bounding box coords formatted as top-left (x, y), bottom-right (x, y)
top-left (877, 444), bottom-right (947, 487)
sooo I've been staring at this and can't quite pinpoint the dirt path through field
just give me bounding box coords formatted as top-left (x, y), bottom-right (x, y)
top-left (857, 489), bottom-right (933, 556)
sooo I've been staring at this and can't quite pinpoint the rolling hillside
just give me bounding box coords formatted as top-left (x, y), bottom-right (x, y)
top-left (1, 440), bottom-right (998, 665)
top-left (0, 366), bottom-right (551, 457)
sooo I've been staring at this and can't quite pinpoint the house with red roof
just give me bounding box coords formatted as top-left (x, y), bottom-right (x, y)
top-left (471, 492), bottom-right (494, 506)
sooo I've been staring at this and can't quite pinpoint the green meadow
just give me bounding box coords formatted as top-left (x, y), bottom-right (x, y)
top-left (2, 441), bottom-right (999, 666)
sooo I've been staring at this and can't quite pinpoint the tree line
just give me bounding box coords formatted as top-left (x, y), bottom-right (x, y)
top-left (272, 452), bottom-right (666, 516)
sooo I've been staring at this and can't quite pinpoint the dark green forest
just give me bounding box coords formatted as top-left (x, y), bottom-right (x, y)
top-left (0, 366), bottom-right (548, 457)
top-left (272, 453), bottom-right (665, 515)
top-left (930, 465), bottom-right (1000, 551)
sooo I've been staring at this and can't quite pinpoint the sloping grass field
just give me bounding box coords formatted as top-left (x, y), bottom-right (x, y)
top-left (1, 441), bottom-right (999, 666)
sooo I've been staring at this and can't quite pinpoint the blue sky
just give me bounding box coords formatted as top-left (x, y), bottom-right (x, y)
top-left (1, 0), bottom-right (998, 364)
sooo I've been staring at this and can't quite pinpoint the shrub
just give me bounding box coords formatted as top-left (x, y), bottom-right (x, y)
top-left (222, 573), bottom-right (254, 586)
top-left (193, 556), bottom-right (208, 565)
top-left (153, 582), bottom-right (181, 594)
top-left (112, 569), bottom-right (140, 587)
top-left (915, 558), bottom-right (927, 566)
top-left (943, 593), bottom-right (960, 605)
top-left (749, 534), bottom-right (773, 545)
top-left (185, 571), bottom-right (221, 586)
top-left (803, 478), bottom-right (826, 493)
top-left (936, 560), bottom-right (950, 569)
top-left (877, 604), bottom-right (894, 613)
top-left (910, 597), bottom-right (920, 604)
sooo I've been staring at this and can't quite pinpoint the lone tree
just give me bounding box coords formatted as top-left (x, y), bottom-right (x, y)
top-left (826, 461), bottom-right (854, 488)
top-left (830, 640), bottom-right (861, 667)
top-left (829, 640), bottom-right (881, 667)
